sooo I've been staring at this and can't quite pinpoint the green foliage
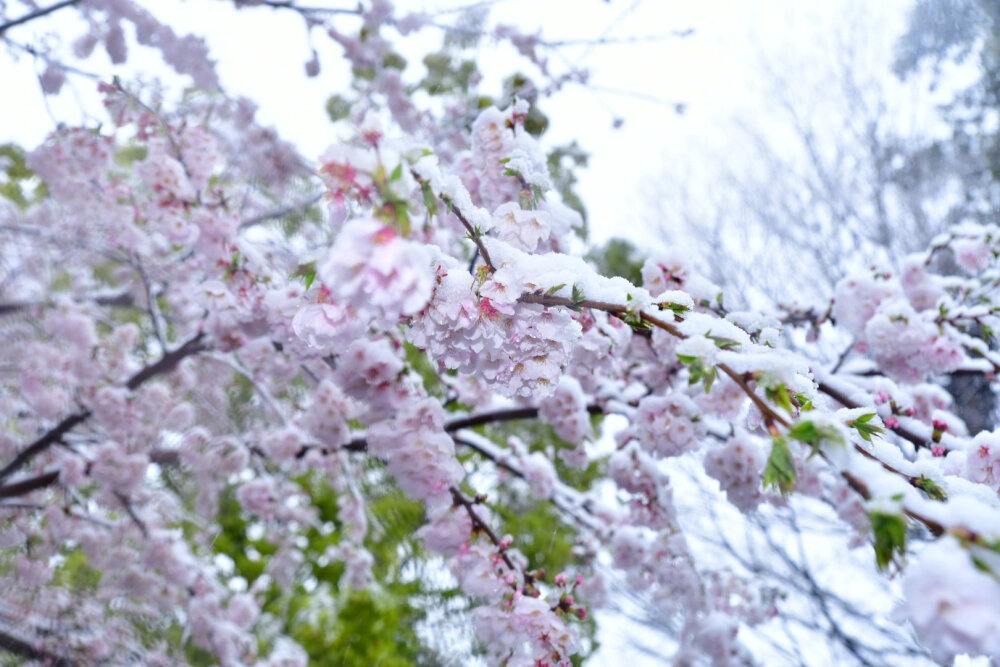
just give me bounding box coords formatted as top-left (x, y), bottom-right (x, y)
top-left (290, 588), bottom-right (426, 666)
top-left (787, 418), bottom-right (845, 458)
top-left (763, 435), bottom-right (796, 496)
top-left (404, 341), bottom-right (444, 397)
top-left (547, 142), bottom-right (589, 235)
top-left (0, 143), bottom-right (46, 208)
top-left (586, 238), bottom-right (645, 286)
top-left (54, 547), bottom-right (102, 594)
top-left (325, 94), bottom-right (352, 122)
top-left (421, 52), bottom-right (479, 96)
top-left (115, 143), bottom-right (148, 166)
top-left (764, 384), bottom-right (795, 416)
top-left (869, 510), bottom-right (907, 571)
top-left (500, 74), bottom-right (549, 136)
top-left (292, 261), bottom-right (317, 289)
top-left (494, 500), bottom-right (576, 577)
top-left (917, 475), bottom-right (947, 501)
top-left (846, 413), bottom-right (884, 443)
top-left (210, 471), bottom-right (445, 665)
top-left (677, 354), bottom-right (716, 393)
top-left (479, 418), bottom-right (604, 493)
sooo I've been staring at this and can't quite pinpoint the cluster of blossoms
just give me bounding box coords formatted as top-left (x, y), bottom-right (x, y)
top-left (7, 1), bottom-right (1000, 665)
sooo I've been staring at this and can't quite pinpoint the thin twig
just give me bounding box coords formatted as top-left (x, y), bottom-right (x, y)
top-left (0, 0), bottom-right (82, 36)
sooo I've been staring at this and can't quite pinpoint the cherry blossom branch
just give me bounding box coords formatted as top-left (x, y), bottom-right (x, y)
top-left (0, 411), bottom-right (90, 485)
top-left (0, 0), bottom-right (82, 36)
top-left (449, 485), bottom-right (537, 589)
top-left (0, 470), bottom-right (60, 499)
top-left (410, 169), bottom-right (495, 271)
top-left (453, 431), bottom-right (602, 534)
top-left (335, 403), bottom-right (603, 454)
top-left (0, 333), bottom-right (206, 483)
top-left (520, 291), bottom-right (954, 533)
top-left (114, 491), bottom-right (149, 538)
top-left (125, 332), bottom-right (206, 391)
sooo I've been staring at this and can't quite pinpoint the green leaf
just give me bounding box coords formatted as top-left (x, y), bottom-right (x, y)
top-left (663, 302), bottom-right (690, 315)
top-left (292, 261), bottom-right (318, 289)
top-left (765, 384), bottom-right (794, 415)
top-left (325, 94), bottom-right (351, 122)
top-left (788, 420), bottom-right (821, 444)
top-left (420, 180), bottom-right (439, 217)
top-left (763, 436), bottom-right (797, 496)
top-left (403, 342), bottom-right (442, 396)
top-left (792, 393), bottom-right (814, 411)
top-left (787, 418), bottom-right (844, 457)
top-left (545, 283), bottom-right (566, 296)
top-left (847, 413), bottom-right (884, 442)
top-left (389, 163), bottom-right (403, 182)
top-left (918, 475), bottom-right (947, 501)
top-left (707, 334), bottom-right (740, 350)
top-left (869, 511), bottom-right (907, 571)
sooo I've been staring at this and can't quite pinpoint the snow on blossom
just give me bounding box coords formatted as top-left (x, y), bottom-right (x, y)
top-left (408, 262), bottom-right (582, 399)
top-left (964, 431), bottom-right (1000, 491)
top-left (863, 298), bottom-right (963, 383)
top-left (641, 250), bottom-right (721, 306)
top-left (491, 202), bottom-right (555, 252)
top-left (952, 235), bottom-right (992, 274)
top-left (903, 537), bottom-right (1000, 663)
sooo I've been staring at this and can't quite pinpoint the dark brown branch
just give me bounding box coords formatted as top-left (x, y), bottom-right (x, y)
top-left (329, 403), bottom-right (604, 455)
top-left (0, 470), bottom-right (60, 499)
top-left (125, 333), bottom-right (206, 391)
top-left (444, 403), bottom-right (603, 432)
top-left (0, 0), bottom-right (82, 36)
top-left (114, 491), bottom-right (148, 537)
top-left (449, 486), bottom-right (537, 589)
top-left (0, 412), bottom-right (89, 484)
